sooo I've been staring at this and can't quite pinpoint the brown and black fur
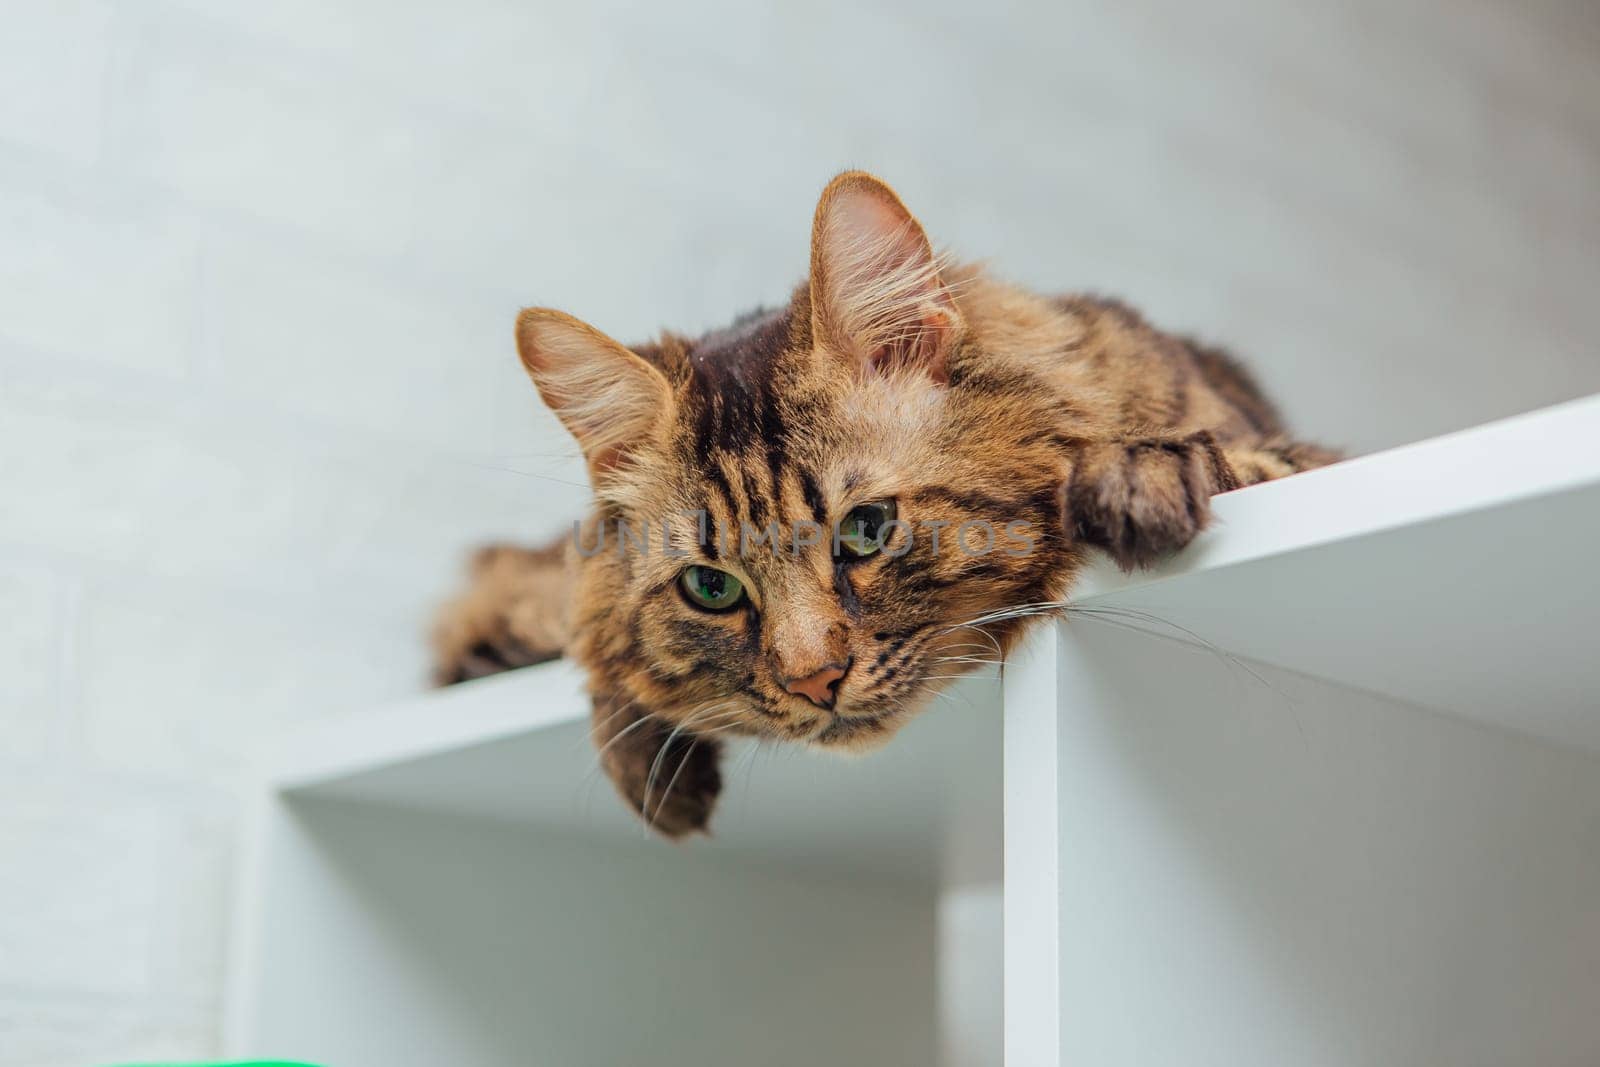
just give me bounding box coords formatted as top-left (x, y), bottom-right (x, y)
top-left (433, 171), bottom-right (1337, 837)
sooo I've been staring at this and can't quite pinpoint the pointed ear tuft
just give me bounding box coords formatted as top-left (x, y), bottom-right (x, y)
top-left (809, 171), bottom-right (962, 382)
top-left (515, 308), bottom-right (672, 476)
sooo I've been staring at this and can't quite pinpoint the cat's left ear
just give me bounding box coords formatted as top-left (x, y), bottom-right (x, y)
top-left (809, 171), bottom-right (963, 383)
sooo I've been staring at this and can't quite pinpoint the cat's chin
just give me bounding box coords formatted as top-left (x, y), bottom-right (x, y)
top-left (805, 706), bottom-right (912, 753)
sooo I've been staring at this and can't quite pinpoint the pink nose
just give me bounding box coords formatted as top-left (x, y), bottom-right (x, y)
top-left (782, 662), bottom-right (850, 709)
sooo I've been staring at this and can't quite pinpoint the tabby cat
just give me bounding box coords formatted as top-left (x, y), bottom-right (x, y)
top-left (434, 171), bottom-right (1336, 837)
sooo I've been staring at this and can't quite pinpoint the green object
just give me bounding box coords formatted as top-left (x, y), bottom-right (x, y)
top-left (110, 1061), bottom-right (325, 1067)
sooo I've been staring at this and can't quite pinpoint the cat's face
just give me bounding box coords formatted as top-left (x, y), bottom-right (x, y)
top-left (519, 173), bottom-right (1078, 750)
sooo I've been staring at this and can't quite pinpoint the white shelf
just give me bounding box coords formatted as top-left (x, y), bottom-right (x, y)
top-left (270, 393), bottom-right (1600, 861)
top-left (235, 394), bottom-right (1600, 1067)
top-left (1072, 392), bottom-right (1600, 750)
top-left (274, 661), bottom-right (1003, 886)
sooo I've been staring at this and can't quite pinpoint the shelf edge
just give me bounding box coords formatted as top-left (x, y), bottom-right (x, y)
top-left (1073, 393), bottom-right (1600, 601)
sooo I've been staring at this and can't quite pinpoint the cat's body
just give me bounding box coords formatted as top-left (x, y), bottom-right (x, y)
top-left (435, 172), bottom-right (1336, 837)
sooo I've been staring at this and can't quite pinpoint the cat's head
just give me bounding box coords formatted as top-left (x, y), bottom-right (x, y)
top-left (518, 172), bottom-right (1080, 753)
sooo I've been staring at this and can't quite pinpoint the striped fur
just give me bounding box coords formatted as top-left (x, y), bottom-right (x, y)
top-left (433, 172), bottom-right (1338, 837)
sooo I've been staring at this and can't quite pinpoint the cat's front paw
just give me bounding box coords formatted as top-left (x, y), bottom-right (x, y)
top-left (601, 718), bottom-right (724, 839)
top-left (432, 625), bottom-right (549, 686)
top-left (431, 544), bottom-right (567, 686)
top-left (1063, 432), bottom-right (1239, 571)
top-left (432, 607), bottom-right (550, 684)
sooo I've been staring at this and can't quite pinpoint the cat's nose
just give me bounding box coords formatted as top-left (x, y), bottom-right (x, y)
top-left (781, 660), bottom-right (851, 709)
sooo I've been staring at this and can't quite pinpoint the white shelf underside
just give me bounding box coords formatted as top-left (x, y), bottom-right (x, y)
top-left (283, 663), bottom-right (1003, 885)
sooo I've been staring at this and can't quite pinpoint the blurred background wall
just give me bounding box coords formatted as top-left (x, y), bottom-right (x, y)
top-left (1, 0), bottom-right (1596, 1061)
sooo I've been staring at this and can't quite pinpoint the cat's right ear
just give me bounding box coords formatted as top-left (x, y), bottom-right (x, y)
top-left (515, 308), bottom-right (673, 476)
top-left (808, 171), bottom-right (963, 383)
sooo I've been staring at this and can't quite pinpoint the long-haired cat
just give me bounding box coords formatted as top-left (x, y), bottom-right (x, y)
top-left (434, 171), bottom-right (1337, 837)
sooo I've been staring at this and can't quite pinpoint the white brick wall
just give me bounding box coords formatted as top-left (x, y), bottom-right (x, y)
top-left (1, 0), bottom-right (1596, 1061)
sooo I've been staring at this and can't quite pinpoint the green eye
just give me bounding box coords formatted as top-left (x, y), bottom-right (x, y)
top-left (837, 500), bottom-right (898, 557)
top-left (679, 565), bottom-right (746, 611)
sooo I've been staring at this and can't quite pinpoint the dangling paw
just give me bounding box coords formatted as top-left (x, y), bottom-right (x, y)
top-left (598, 708), bottom-right (724, 839)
